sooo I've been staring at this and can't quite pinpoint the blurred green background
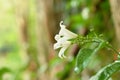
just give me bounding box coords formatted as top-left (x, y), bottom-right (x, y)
top-left (0, 0), bottom-right (120, 80)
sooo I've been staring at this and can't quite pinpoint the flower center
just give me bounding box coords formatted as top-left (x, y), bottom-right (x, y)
top-left (60, 35), bottom-right (64, 38)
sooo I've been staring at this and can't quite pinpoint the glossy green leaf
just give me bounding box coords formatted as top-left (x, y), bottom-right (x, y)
top-left (90, 61), bottom-right (120, 80)
top-left (75, 48), bottom-right (94, 73)
top-left (75, 42), bottom-right (104, 73)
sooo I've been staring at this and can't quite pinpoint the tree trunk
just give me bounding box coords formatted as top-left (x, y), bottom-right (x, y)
top-left (109, 0), bottom-right (120, 47)
top-left (15, 0), bottom-right (40, 80)
top-left (36, 0), bottom-right (56, 80)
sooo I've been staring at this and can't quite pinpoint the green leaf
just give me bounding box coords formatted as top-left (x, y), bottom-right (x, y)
top-left (75, 48), bottom-right (94, 73)
top-left (75, 42), bottom-right (104, 73)
top-left (90, 61), bottom-right (120, 80)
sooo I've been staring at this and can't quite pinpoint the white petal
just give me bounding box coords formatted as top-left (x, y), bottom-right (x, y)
top-left (62, 28), bottom-right (77, 38)
top-left (59, 26), bottom-right (77, 38)
top-left (57, 36), bottom-right (68, 43)
top-left (58, 47), bottom-right (67, 58)
top-left (55, 34), bottom-right (60, 41)
top-left (54, 36), bottom-right (70, 50)
top-left (62, 41), bottom-right (71, 47)
top-left (62, 54), bottom-right (67, 58)
top-left (58, 42), bottom-right (70, 58)
top-left (54, 21), bottom-right (78, 59)
top-left (54, 43), bottom-right (61, 49)
top-left (60, 21), bottom-right (66, 28)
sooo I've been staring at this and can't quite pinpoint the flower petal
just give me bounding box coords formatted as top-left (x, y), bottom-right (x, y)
top-left (63, 28), bottom-right (77, 38)
top-left (55, 34), bottom-right (60, 41)
top-left (57, 36), bottom-right (68, 43)
top-left (54, 21), bottom-right (78, 59)
top-left (54, 43), bottom-right (61, 49)
top-left (58, 47), bottom-right (67, 58)
top-left (60, 21), bottom-right (66, 28)
top-left (59, 22), bottom-right (77, 38)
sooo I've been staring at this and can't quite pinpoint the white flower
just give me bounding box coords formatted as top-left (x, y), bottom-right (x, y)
top-left (54, 21), bottom-right (77, 58)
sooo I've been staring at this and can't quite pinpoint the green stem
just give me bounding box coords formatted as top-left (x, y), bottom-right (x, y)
top-left (75, 35), bottom-right (120, 56)
top-left (107, 44), bottom-right (120, 55)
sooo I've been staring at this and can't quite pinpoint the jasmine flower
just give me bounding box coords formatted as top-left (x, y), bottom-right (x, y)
top-left (54, 21), bottom-right (77, 58)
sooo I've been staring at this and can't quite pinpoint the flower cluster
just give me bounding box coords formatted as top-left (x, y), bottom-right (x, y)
top-left (54, 21), bottom-right (77, 58)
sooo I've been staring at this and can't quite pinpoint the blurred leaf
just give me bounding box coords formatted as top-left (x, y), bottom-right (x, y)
top-left (90, 61), bottom-right (120, 80)
top-left (57, 59), bottom-right (75, 80)
top-left (0, 67), bottom-right (12, 79)
top-left (100, 1), bottom-right (110, 13)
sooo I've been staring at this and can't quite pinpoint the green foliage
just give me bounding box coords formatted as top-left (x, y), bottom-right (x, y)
top-left (0, 68), bottom-right (12, 80)
top-left (57, 59), bottom-right (75, 80)
top-left (74, 31), bottom-right (103, 74)
top-left (0, 0), bottom-right (119, 80)
top-left (90, 61), bottom-right (120, 80)
top-left (72, 30), bottom-right (120, 80)
top-left (0, 0), bottom-right (37, 79)
top-left (75, 48), bottom-right (94, 73)
top-left (64, 0), bottom-right (113, 40)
